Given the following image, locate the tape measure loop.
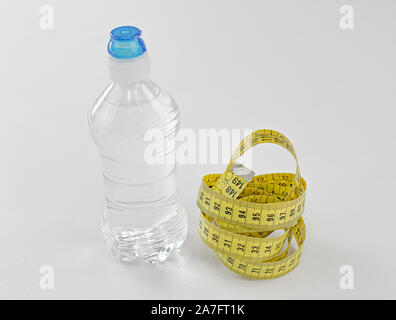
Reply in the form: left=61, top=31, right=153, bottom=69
left=197, top=129, right=307, bottom=279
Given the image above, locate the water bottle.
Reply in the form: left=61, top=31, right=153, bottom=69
left=88, top=26, right=187, bottom=263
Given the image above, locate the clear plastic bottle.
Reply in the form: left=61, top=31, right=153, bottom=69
left=88, top=26, right=187, bottom=263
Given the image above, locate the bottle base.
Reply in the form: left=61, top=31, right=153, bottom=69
left=101, top=209, right=187, bottom=264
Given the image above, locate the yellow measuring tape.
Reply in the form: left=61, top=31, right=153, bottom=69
left=196, top=129, right=307, bottom=279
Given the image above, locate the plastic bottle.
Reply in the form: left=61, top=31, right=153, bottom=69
left=88, top=26, right=187, bottom=263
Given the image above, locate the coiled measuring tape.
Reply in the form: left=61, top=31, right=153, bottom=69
left=196, top=129, right=307, bottom=279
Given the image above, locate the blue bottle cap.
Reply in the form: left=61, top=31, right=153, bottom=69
left=107, top=26, right=147, bottom=59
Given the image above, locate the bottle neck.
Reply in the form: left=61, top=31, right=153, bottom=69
left=108, top=53, right=151, bottom=83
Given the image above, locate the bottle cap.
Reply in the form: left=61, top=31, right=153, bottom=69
left=107, top=26, right=147, bottom=59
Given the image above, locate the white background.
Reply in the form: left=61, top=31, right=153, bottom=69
left=1, top=0, right=396, bottom=299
